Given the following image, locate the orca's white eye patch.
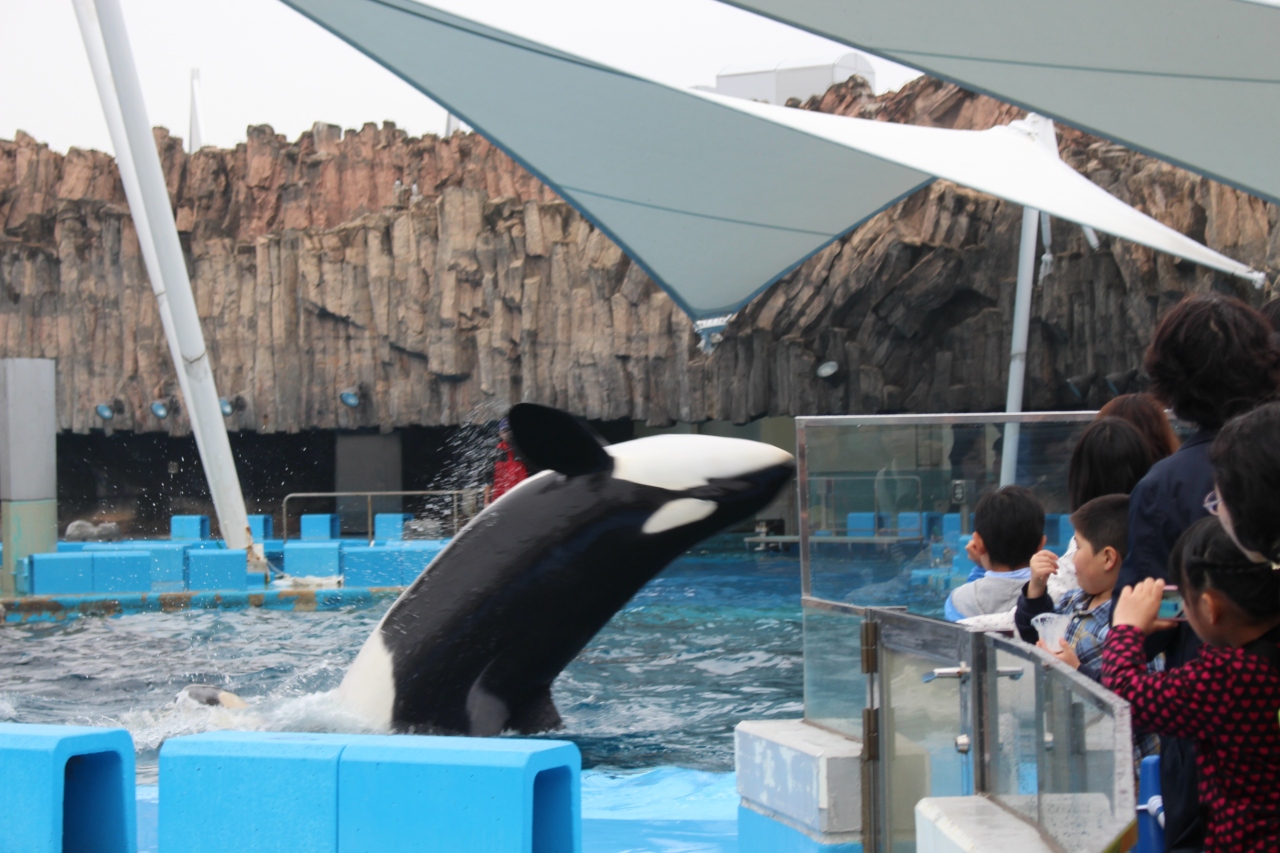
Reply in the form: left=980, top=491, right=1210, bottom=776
left=641, top=498, right=718, bottom=534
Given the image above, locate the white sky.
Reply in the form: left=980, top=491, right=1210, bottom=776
left=0, top=0, right=920, bottom=157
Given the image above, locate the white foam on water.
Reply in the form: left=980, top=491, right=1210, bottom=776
left=0, top=693, right=17, bottom=721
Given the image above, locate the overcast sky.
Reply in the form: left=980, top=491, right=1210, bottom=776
left=0, top=0, right=920, bottom=157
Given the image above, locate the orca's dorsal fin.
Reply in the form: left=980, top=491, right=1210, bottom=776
left=507, top=403, right=612, bottom=477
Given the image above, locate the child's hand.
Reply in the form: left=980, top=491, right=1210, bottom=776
left=1113, top=578, right=1178, bottom=635
left=1038, top=638, right=1080, bottom=669
left=1027, top=550, right=1059, bottom=598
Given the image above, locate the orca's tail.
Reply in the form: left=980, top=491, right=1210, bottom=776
left=177, top=684, right=248, bottom=709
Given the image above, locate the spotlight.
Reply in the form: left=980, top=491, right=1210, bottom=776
left=339, top=388, right=361, bottom=409
left=150, top=400, right=169, bottom=420
left=815, top=361, right=840, bottom=381
left=219, top=398, right=234, bottom=417
left=95, top=403, right=115, bottom=421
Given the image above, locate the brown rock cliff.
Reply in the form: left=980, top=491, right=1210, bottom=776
left=1, top=77, right=1275, bottom=434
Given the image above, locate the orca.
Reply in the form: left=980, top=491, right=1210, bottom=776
left=334, top=403, right=795, bottom=735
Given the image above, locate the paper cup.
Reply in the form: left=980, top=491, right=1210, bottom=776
left=1032, top=612, right=1071, bottom=649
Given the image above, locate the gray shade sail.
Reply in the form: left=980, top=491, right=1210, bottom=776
left=719, top=0, right=1280, bottom=204
left=282, top=0, right=933, bottom=321
left=280, top=0, right=1262, bottom=324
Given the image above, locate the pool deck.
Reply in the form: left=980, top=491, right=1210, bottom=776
left=0, top=585, right=405, bottom=624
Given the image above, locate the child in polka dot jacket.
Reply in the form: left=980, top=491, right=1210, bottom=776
left=1103, top=516, right=1280, bottom=853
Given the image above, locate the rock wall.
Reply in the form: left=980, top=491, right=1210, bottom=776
left=1, top=77, right=1276, bottom=434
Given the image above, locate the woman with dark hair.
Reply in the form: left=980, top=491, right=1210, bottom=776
left=1117, top=293, right=1280, bottom=853
left=1210, top=402, right=1280, bottom=567
left=1120, top=293, right=1280, bottom=590
left=1097, top=392, right=1180, bottom=462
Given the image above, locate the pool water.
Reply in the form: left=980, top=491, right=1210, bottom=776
left=0, top=548, right=803, bottom=783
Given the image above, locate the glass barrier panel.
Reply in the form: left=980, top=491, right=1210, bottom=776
left=876, top=611, right=978, bottom=853
left=1039, top=660, right=1134, bottom=852
left=986, top=640, right=1040, bottom=826
left=802, top=604, right=865, bottom=738
left=988, top=636, right=1135, bottom=853
left=800, top=414, right=1094, bottom=616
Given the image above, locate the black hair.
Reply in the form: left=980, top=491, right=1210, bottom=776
left=1211, top=402, right=1280, bottom=563
left=1067, top=418, right=1154, bottom=511
left=973, top=485, right=1045, bottom=569
left=1069, top=494, right=1130, bottom=560
left=1172, top=516, right=1280, bottom=625
left=1260, top=296, right=1280, bottom=333
left=1144, top=293, right=1280, bottom=430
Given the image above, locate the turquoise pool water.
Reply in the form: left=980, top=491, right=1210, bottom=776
left=0, top=546, right=804, bottom=783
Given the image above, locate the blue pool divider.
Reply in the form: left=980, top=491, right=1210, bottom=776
left=170, top=515, right=211, bottom=541
left=0, top=723, right=136, bottom=853
left=301, top=513, right=342, bottom=540
left=248, top=514, right=273, bottom=541
left=284, top=541, right=343, bottom=576
left=0, top=724, right=580, bottom=853
left=374, top=512, right=412, bottom=541
left=187, top=549, right=248, bottom=591
left=159, top=731, right=580, bottom=853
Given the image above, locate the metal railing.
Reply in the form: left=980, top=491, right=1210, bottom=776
left=280, top=489, right=485, bottom=543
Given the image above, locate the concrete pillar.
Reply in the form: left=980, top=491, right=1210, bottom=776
left=335, top=433, right=402, bottom=536
left=0, top=359, right=57, bottom=596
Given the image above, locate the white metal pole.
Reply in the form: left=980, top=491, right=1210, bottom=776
left=1000, top=205, right=1040, bottom=488
left=70, top=0, right=199, bottom=443
left=72, top=0, right=255, bottom=556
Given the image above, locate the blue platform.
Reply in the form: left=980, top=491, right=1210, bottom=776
left=159, top=730, right=581, bottom=853
left=0, top=723, right=136, bottom=853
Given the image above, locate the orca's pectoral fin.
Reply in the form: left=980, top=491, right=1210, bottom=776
left=507, top=403, right=612, bottom=477
left=508, top=686, right=563, bottom=735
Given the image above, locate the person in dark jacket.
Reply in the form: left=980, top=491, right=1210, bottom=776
left=1114, top=293, right=1280, bottom=853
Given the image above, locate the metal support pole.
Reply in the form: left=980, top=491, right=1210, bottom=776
left=1000, top=205, right=1040, bottom=488
left=72, top=0, right=256, bottom=557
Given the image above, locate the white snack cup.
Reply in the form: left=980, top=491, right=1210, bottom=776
left=1032, top=612, right=1071, bottom=649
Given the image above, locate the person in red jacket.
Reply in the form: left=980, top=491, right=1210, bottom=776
left=1104, top=517, right=1280, bottom=853
left=488, top=417, right=528, bottom=503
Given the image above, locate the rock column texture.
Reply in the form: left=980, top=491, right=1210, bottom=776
left=1, top=78, right=1276, bottom=435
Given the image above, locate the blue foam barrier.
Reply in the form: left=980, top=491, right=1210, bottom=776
left=247, top=571, right=269, bottom=588
left=83, top=543, right=188, bottom=592
left=942, top=513, right=962, bottom=548
left=187, top=549, right=247, bottom=591
left=28, top=552, right=94, bottom=595
left=341, top=547, right=409, bottom=587
left=738, top=804, right=861, bottom=852
left=0, top=723, right=136, bottom=853
left=1137, top=755, right=1163, bottom=853
left=170, top=515, right=210, bottom=541
left=92, top=550, right=151, bottom=593
left=301, top=514, right=341, bottom=540
left=285, top=541, right=342, bottom=576
left=56, top=541, right=91, bottom=552
left=845, top=512, right=879, bottom=536
left=896, top=512, right=923, bottom=537
left=158, top=731, right=581, bottom=853
left=374, top=513, right=412, bottom=541
left=160, top=732, right=345, bottom=853
left=247, top=514, right=274, bottom=541
left=338, top=735, right=581, bottom=853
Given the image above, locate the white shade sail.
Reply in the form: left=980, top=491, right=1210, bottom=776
left=282, top=0, right=1262, bottom=323
left=720, top=0, right=1280, bottom=205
